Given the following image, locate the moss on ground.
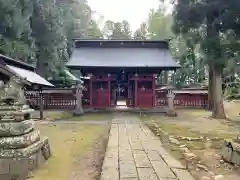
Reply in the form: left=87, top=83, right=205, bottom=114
left=43, top=111, right=73, bottom=121
left=68, top=113, right=112, bottom=121
left=31, top=123, right=108, bottom=180
left=157, top=122, right=199, bottom=137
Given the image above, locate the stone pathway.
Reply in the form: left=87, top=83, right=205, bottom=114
left=100, top=113, right=195, bottom=180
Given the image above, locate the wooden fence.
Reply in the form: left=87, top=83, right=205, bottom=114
left=25, top=90, right=76, bottom=110
left=25, top=88, right=208, bottom=110
left=155, top=89, right=208, bottom=108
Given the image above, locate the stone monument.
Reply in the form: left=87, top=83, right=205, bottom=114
left=166, top=90, right=177, bottom=117
left=221, top=134, right=240, bottom=166
left=73, top=81, right=85, bottom=116
left=0, top=77, right=51, bottom=180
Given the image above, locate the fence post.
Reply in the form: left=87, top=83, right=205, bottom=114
left=39, top=88, right=44, bottom=120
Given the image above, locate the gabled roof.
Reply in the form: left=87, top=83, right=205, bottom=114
left=67, top=39, right=180, bottom=70
left=0, top=54, right=35, bottom=71
left=0, top=54, right=54, bottom=87
left=6, top=65, right=54, bottom=87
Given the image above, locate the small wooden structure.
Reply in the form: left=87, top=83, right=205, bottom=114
left=67, top=39, right=180, bottom=111
left=0, top=54, right=54, bottom=119
left=0, top=54, right=54, bottom=88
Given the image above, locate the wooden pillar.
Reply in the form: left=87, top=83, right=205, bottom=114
left=89, top=77, right=93, bottom=108
left=152, top=74, right=156, bottom=107
left=134, top=75, right=138, bottom=107
left=39, top=87, right=43, bottom=120
left=108, top=74, right=111, bottom=107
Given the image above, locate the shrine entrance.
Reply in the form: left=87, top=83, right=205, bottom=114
left=67, top=39, right=180, bottom=110
left=115, top=83, right=128, bottom=106
left=114, top=70, right=128, bottom=106
left=86, top=73, right=157, bottom=109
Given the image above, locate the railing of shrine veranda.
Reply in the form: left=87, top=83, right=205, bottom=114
left=25, top=88, right=208, bottom=110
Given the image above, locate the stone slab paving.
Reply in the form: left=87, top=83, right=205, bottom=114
left=100, top=113, right=196, bottom=180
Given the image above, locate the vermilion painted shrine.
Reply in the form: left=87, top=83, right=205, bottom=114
left=67, top=39, right=181, bottom=109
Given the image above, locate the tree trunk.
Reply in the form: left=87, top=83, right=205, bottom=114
left=164, top=71, right=168, bottom=84
left=36, top=56, right=48, bottom=79
left=212, top=68, right=226, bottom=119
left=208, top=65, right=214, bottom=110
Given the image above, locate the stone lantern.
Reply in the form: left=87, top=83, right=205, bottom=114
left=72, top=80, right=85, bottom=116
left=0, top=77, right=51, bottom=180
left=166, top=89, right=177, bottom=117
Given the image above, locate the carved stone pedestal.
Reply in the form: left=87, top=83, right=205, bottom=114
left=0, top=137, right=51, bottom=180
left=0, top=105, right=51, bottom=180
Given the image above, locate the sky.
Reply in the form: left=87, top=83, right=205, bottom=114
left=88, top=0, right=160, bottom=31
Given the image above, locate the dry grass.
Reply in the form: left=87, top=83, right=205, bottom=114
left=31, top=123, right=108, bottom=180
left=43, top=111, right=112, bottom=121
left=141, top=108, right=236, bottom=138
left=43, top=111, right=73, bottom=120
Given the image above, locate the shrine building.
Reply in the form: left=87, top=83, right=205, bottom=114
left=67, top=39, right=180, bottom=109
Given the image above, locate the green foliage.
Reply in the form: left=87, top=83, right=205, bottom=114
left=133, top=23, right=147, bottom=40
left=103, top=20, right=132, bottom=39
left=172, top=0, right=239, bottom=117
left=0, top=0, right=239, bottom=98
left=224, top=83, right=240, bottom=100
left=0, top=0, right=35, bottom=63
left=172, top=0, right=240, bottom=71
left=147, top=8, right=173, bottom=40
left=0, top=0, right=102, bottom=83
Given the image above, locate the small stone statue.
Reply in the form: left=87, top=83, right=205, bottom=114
left=0, top=77, right=26, bottom=105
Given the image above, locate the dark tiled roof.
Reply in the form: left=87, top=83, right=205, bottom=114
left=67, top=50, right=180, bottom=69
left=67, top=40, right=180, bottom=69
